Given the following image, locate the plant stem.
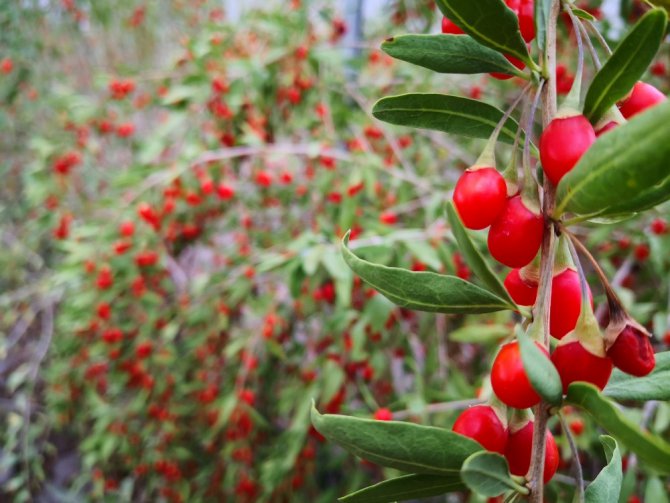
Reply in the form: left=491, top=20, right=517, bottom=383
left=559, top=412, right=585, bottom=503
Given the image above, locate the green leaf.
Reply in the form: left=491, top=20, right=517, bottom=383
left=583, top=8, right=668, bottom=122
left=461, top=451, right=528, bottom=497
left=535, top=0, right=552, bottom=52
left=381, top=34, right=521, bottom=76
left=555, top=99, right=670, bottom=217
left=566, top=383, right=670, bottom=474
left=571, top=7, right=597, bottom=21
left=342, top=233, right=512, bottom=314
left=435, top=0, right=532, bottom=66
left=339, top=474, right=464, bottom=503
left=644, top=477, right=670, bottom=503
left=595, top=174, right=670, bottom=217
left=372, top=94, right=520, bottom=144
left=446, top=202, right=516, bottom=306
left=585, top=436, right=623, bottom=503
left=517, top=328, right=563, bottom=405
left=450, top=324, right=509, bottom=344
left=310, top=403, right=482, bottom=475
left=604, top=351, right=670, bottom=401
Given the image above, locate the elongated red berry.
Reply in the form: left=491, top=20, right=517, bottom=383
left=491, top=341, right=547, bottom=409
left=505, top=421, right=559, bottom=483
left=504, top=269, right=538, bottom=306
left=453, top=405, right=508, bottom=454
left=619, top=82, right=666, bottom=119
left=441, top=17, right=463, bottom=34
left=606, top=322, right=655, bottom=376
left=506, top=0, right=535, bottom=42
left=551, top=340, right=613, bottom=393
left=453, top=167, right=508, bottom=230
left=539, top=115, right=596, bottom=185
left=550, top=268, right=592, bottom=340
left=488, top=195, right=544, bottom=268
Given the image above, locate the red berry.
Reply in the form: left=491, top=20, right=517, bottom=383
left=491, top=54, right=525, bottom=80
left=453, top=167, right=508, bottom=230
left=216, top=182, right=235, bottom=200
left=119, top=220, right=135, bottom=237
left=634, top=244, right=650, bottom=262
left=551, top=340, right=613, bottom=393
left=452, top=405, right=508, bottom=454
left=506, top=0, right=535, bottom=42
left=550, top=268, right=591, bottom=340
left=505, top=421, right=559, bottom=483
left=504, top=269, right=538, bottom=306
left=441, top=17, right=463, bottom=34
left=569, top=419, right=585, bottom=436
left=491, top=341, right=547, bottom=409
left=539, top=115, right=596, bottom=185
left=651, top=218, right=668, bottom=235
left=607, top=324, right=655, bottom=376
left=373, top=408, right=393, bottom=421
left=488, top=195, right=544, bottom=268
left=619, top=82, right=666, bottom=118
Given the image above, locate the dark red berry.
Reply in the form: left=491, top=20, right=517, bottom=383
left=504, top=269, right=538, bottom=306
left=452, top=405, right=508, bottom=454
left=488, top=195, right=544, bottom=268
left=505, top=421, right=559, bottom=483
left=619, top=82, right=666, bottom=119
left=453, top=167, right=508, bottom=230
left=550, top=340, right=613, bottom=393
left=539, top=115, right=596, bottom=185
left=491, top=341, right=547, bottom=409
left=606, top=323, right=655, bottom=376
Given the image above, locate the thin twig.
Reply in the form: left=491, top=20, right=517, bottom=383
left=559, top=413, right=585, bottom=502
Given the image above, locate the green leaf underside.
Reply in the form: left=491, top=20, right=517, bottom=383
left=604, top=351, right=670, bottom=401
left=535, top=0, right=552, bottom=52
left=585, top=436, right=623, bottom=503
left=341, top=233, right=511, bottom=314
left=446, top=202, right=516, bottom=306
left=566, top=383, right=670, bottom=474
left=311, top=404, right=482, bottom=476
left=461, top=451, right=522, bottom=497
left=584, top=8, right=667, bottom=123
left=555, top=99, right=670, bottom=217
left=435, top=0, right=531, bottom=65
left=382, top=34, right=519, bottom=75
left=517, top=329, right=563, bottom=405
left=339, top=474, right=464, bottom=503
left=372, top=94, right=520, bottom=144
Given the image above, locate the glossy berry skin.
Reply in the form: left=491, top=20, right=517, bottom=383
left=453, top=167, right=508, bottom=230
left=607, top=324, right=656, bottom=376
left=619, top=82, right=666, bottom=119
left=488, top=195, right=544, bottom=268
left=551, top=341, right=613, bottom=393
left=550, top=268, right=591, bottom=340
left=505, top=422, right=559, bottom=483
left=539, top=115, right=596, bottom=185
left=441, top=17, right=463, bottom=34
left=491, top=341, right=547, bottom=409
left=452, top=405, right=508, bottom=454
left=506, top=0, right=535, bottom=42
left=504, top=269, right=538, bottom=306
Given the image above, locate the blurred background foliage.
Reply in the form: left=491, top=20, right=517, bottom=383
left=0, top=0, right=669, bottom=502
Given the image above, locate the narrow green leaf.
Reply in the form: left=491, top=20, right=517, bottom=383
left=535, top=0, right=552, bottom=52
left=644, top=477, right=670, bottom=503
left=565, top=383, right=670, bottom=474
left=342, top=233, right=512, bottom=314
left=372, top=94, right=520, bottom=144
left=571, top=7, right=597, bottom=21
left=461, top=451, right=527, bottom=497
left=435, top=0, right=532, bottom=66
left=517, top=328, right=563, bottom=405
left=555, top=100, right=670, bottom=217
left=446, top=202, right=516, bottom=306
left=339, top=474, right=464, bottom=503
left=311, top=403, right=482, bottom=475
left=381, top=34, right=521, bottom=76
left=450, top=324, right=509, bottom=344
left=583, top=8, right=668, bottom=122
left=585, top=436, right=623, bottom=503
left=604, top=351, right=670, bottom=401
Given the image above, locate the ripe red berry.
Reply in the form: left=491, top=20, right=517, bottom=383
left=550, top=268, right=591, bottom=340
left=488, top=195, right=544, bottom=268
left=452, top=405, right=508, bottom=454
left=550, top=340, right=613, bottom=393
left=606, top=323, right=655, bottom=376
left=505, top=421, right=559, bottom=483
left=119, top=220, right=135, bottom=237
left=619, top=82, right=666, bottom=118
left=441, top=17, right=463, bottom=34
left=453, top=167, right=508, bottom=230
left=651, top=218, right=668, bottom=235
left=504, top=269, right=538, bottom=306
left=491, top=341, right=547, bottom=409
left=539, top=115, right=596, bottom=185
left=569, top=418, right=585, bottom=436
left=373, top=408, right=393, bottom=421
left=491, top=54, right=525, bottom=80
left=506, top=0, right=535, bottom=42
